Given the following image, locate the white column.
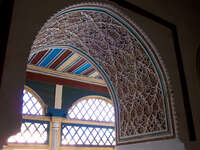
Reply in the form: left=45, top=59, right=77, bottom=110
left=54, top=84, right=63, bottom=109
left=50, top=85, right=63, bottom=150
left=51, top=120, right=60, bottom=150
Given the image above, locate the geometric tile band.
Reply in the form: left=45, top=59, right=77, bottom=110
left=30, top=4, right=174, bottom=144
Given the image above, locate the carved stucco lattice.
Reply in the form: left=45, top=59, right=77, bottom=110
left=31, top=6, right=171, bottom=141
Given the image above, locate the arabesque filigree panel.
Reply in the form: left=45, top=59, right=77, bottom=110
left=30, top=4, right=174, bottom=144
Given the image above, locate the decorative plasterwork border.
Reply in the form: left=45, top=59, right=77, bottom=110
left=30, top=2, right=176, bottom=145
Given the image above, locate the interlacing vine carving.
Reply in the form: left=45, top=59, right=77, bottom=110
left=31, top=6, right=171, bottom=141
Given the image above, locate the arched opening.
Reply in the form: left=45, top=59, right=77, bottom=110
left=4, top=46, right=115, bottom=150
left=2, top=2, right=176, bottom=150
left=30, top=3, right=174, bottom=145
left=67, top=95, right=115, bottom=123
left=22, top=85, right=47, bottom=116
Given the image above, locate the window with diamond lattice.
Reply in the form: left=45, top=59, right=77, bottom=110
left=68, top=97, right=115, bottom=123
left=61, top=123, right=115, bottom=146
left=22, top=89, right=43, bottom=115
left=7, top=120, right=49, bottom=144
left=63, top=96, right=116, bottom=147
left=6, top=86, right=49, bottom=146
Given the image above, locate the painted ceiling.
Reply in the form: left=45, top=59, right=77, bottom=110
left=28, top=48, right=102, bottom=79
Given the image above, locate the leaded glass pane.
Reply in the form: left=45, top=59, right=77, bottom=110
left=61, top=123, right=115, bottom=146
left=22, top=89, right=43, bottom=115
left=7, top=120, right=49, bottom=144
left=68, top=98, right=115, bottom=122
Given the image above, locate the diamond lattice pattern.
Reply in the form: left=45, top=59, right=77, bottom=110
left=61, top=124, right=115, bottom=146
left=7, top=120, right=49, bottom=144
left=68, top=98, right=115, bottom=122
left=22, top=89, right=43, bottom=115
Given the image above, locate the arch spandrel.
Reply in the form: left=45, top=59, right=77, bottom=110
left=30, top=3, right=175, bottom=144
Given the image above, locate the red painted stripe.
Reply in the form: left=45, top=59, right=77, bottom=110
left=49, top=50, right=72, bottom=69
left=26, top=71, right=109, bottom=93
left=66, top=58, right=87, bottom=73
left=31, top=50, right=48, bottom=65
left=82, top=68, right=96, bottom=75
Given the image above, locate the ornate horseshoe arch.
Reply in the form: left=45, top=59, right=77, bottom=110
left=30, top=3, right=175, bottom=145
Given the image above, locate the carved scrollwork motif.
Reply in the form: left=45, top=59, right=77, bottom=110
left=31, top=5, right=173, bottom=142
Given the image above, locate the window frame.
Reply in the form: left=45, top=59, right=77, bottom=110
left=67, top=95, right=114, bottom=123
left=4, top=86, right=50, bottom=149
left=61, top=95, right=116, bottom=147
left=4, top=93, right=116, bottom=149
left=23, top=85, right=47, bottom=116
